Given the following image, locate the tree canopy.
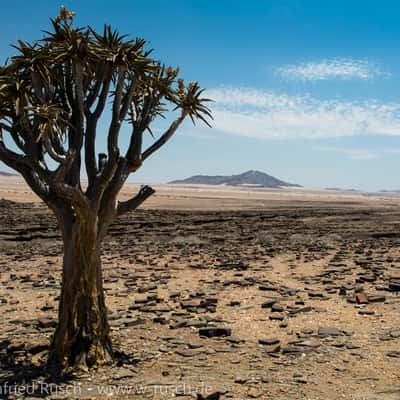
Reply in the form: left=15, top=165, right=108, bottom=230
left=0, top=6, right=211, bottom=219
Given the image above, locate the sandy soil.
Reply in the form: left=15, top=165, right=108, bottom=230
left=1, top=175, right=399, bottom=210
left=0, top=176, right=399, bottom=399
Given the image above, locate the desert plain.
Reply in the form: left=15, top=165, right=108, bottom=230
left=0, top=175, right=400, bottom=399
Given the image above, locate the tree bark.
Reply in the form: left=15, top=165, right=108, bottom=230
left=48, top=212, right=112, bottom=373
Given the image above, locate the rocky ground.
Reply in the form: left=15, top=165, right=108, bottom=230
left=0, top=199, right=400, bottom=399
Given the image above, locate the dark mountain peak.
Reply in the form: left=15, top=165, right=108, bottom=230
left=169, top=170, right=301, bottom=188
left=242, top=170, right=260, bottom=176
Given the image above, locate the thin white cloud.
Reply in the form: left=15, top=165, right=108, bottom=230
left=205, top=87, right=400, bottom=140
left=178, top=129, right=217, bottom=140
left=314, top=146, right=400, bottom=160
left=276, top=58, right=387, bottom=81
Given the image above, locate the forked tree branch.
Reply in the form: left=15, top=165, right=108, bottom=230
left=141, top=112, right=186, bottom=162
left=119, top=76, right=138, bottom=122
left=84, top=67, right=114, bottom=186
left=0, top=130, right=51, bottom=202
left=85, top=62, right=107, bottom=111
left=107, top=67, right=126, bottom=158
left=117, top=185, right=155, bottom=216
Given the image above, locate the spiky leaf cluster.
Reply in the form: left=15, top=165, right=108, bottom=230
left=0, top=7, right=212, bottom=216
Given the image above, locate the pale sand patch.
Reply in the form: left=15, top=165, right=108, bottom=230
left=1, top=175, right=399, bottom=210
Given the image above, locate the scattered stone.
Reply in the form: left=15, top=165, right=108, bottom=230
left=271, top=303, right=284, bottom=312
left=368, top=295, right=386, bottom=303
left=122, top=317, right=146, bottom=327
left=261, top=299, right=276, bottom=309
left=169, top=320, right=188, bottom=329
left=247, top=387, right=263, bottom=398
left=138, top=284, right=158, bottom=293
left=175, top=348, right=205, bottom=357
left=37, top=317, right=57, bottom=329
left=258, top=338, right=280, bottom=346
left=197, top=393, right=221, bottom=400
left=386, top=351, right=400, bottom=358
left=281, top=346, right=306, bottom=354
left=355, top=293, right=368, bottom=304
left=389, top=330, right=400, bottom=338
left=318, top=327, right=343, bottom=337
left=1, top=196, right=399, bottom=400
left=234, top=376, right=247, bottom=384
left=269, top=314, right=284, bottom=321
left=264, top=344, right=281, bottom=354
left=199, top=328, right=232, bottom=338
left=388, top=280, right=400, bottom=293
left=259, top=285, right=277, bottom=291
left=358, top=310, right=375, bottom=315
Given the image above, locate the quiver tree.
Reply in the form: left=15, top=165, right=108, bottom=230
left=0, top=7, right=211, bottom=373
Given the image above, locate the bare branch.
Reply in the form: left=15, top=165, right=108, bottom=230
left=0, top=122, right=12, bottom=133
left=117, top=185, right=155, bottom=216
left=107, top=67, right=126, bottom=157
left=84, top=69, right=113, bottom=186
left=0, top=123, right=26, bottom=153
left=141, top=112, right=186, bottom=162
left=97, top=156, right=128, bottom=214
left=119, top=76, right=138, bottom=122
left=85, top=117, right=98, bottom=185
left=126, top=127, right=143, bottom=169
left=89, top=152, right=121, bottom=205
left=0, top=128, right=47, bottom=181
left=64, top=62, right=75, bottom=112
left=52, top=149, right=76, bottom=184
left=0, top=130, right=51, bottom=201
left=0, top=129, right=27, bottom=171
left=44, top=136, right=67, bottom=164
left=92, top=69, right=112, bottom=118
left=24, top=171, right=51, bottom=201
left=85, top=62, right=106, bottom=111
left=73, top=61, right=85, bottom=118
left=50, top=150, right=89, bottom=210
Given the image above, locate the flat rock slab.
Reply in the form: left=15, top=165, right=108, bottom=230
left=318, top=327, right=344, bottom=337
left=199, top=328, right=232, bottom=338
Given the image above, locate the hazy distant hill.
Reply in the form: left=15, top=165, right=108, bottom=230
left=0, top=171, right=16, bottom=177
left=170, top=170, right=301, bottom=188
left=325, top=187, right=360, bottom=192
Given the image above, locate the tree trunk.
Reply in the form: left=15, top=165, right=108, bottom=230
left=48, top=213, right=113, bottom=373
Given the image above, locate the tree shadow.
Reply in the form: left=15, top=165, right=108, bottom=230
left=0, top=345, right=75, bottom=399
left=0, top=345, right=141, bottom=399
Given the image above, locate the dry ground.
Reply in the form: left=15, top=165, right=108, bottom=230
left=0, top=176, right=399, bottom=399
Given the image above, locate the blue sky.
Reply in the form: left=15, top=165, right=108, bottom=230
left=1, top=0, right=400, bottom=190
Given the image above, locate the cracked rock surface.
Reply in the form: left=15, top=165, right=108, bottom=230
left=0, top=198, right=400, bottom=399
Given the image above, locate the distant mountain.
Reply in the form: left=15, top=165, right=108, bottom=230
left=0, top=171, right=16, bottom=177
left=169, top=170, right=302, bottom=188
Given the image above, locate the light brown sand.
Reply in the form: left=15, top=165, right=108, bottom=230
left=0, top=175, right=399, bottom=210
